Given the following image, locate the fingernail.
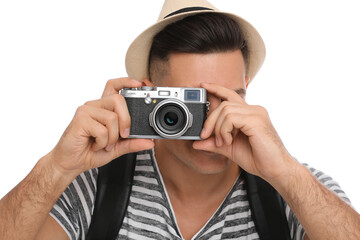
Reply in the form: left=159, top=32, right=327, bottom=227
left=131, top=78, right=139, bottom=83
left=123, top=128, right=130, bottom=138
left=201, top=128, right=207, bottom=138
left=215, top=137, right=220, bottom=146
left=106, top=144, right=114, bottom=152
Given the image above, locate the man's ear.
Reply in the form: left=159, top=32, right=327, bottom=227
left=142, top=78, right=154, bottom=87
left=245, top=76, right=250, bottom=88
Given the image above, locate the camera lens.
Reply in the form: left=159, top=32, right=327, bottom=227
left=164, top=112, right=178, bottom=126
left=149, top=99, right=193, bottom=139
left=155, top=104, right=186, bottom=135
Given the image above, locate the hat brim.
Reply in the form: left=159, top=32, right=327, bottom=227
left=125, top=10, right=265, bottom=83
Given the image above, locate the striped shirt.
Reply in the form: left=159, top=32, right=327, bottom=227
left=50, top=150, right=351, bottom=240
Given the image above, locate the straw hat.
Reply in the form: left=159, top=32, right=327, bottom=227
left=125, top=0, right=266, bottom=83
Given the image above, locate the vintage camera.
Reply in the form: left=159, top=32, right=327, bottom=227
left=120, top=86, right=208, bottom=140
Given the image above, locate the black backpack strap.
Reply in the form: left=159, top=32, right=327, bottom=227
left=245, top=172, right=291, bottom=240
left=86, top=152, right=137, bottom=240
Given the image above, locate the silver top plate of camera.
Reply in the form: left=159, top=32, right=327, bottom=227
left=120, top=86, right=207, bottom=103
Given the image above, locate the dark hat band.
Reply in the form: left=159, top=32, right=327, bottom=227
left=164, top=7, right=214, bottom=19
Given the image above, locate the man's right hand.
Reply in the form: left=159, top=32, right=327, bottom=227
left=0, top=77, right=155, bottom=240
left=48, top=77, right=154, bottom=178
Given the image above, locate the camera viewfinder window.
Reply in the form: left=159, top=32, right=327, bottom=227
left=185, top=90, right=200, bottom=101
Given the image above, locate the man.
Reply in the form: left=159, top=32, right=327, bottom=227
left=1, top=0, right=359, bottom=239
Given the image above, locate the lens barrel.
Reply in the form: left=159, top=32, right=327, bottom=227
left=149, top=99, right=193, bottom=138
left=155, top=104, right=186, bottom=135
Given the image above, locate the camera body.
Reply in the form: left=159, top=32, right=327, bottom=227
left=120, top=86, right=208, bottom=140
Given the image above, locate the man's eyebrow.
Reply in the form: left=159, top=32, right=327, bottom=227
left=235, top=88, right=246, bottom=96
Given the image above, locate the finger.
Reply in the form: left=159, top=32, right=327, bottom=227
left=218, top=113, right=238, bottom=145
left=107, top=95, right=131, bottom=138
left=102, top=77, right=142, bottom=98
left=82, top=105, right=119, bottom=151
left=201, top=101, right=237, bottom=139
left=216, top=104, right=261, bottom=145
left=201, top=82, right=246, bottom=103
left=192, top=136, right=230, bottom=158
left=86, top=94, right=131, bottom=138
left=214, top=105, right=241, bottom=146
left=113, top=139, right=155, bottom=157
left=84, top=116, right=109, bottom=152
left=89, top=139, right=155, bottom=169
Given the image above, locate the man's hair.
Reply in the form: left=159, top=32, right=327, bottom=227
left=148, top=13, right=248, bottom=82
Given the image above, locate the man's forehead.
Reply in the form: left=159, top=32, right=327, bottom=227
left=160, top=51, right=246, bottom=89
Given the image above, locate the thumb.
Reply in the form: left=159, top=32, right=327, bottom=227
left=113, top=138, right=154, bottom=157
left=193, top=136, right=230, bottom=158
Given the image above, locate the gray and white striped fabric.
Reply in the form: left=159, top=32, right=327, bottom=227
left=50, top=150, right=350, bottom=240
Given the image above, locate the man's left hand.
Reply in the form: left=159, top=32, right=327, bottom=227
left=193, top=82, right=298, bottom=182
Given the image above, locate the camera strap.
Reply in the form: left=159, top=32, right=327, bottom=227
left=86, top=153, right=291, bottom=240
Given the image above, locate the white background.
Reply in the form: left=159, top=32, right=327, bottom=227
left=1, top=0, right=359, bottom=212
